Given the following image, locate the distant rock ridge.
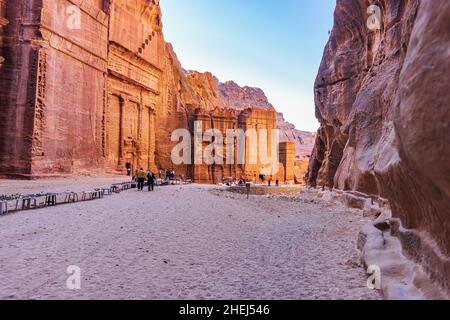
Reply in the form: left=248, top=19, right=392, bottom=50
left=218, top=80, right=274, bottom=111
left=184, top=70, right=274, bottom=111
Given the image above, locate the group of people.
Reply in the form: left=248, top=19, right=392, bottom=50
left=135, top=168, right=156, bottom=192
left=162, top=169, right=175, bottom=180
left=225, top=175, right=280, bottom=187
left=133, top=168, right=178, bottom=191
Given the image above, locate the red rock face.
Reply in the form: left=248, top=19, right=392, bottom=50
left=218, top=80, right=274, bottom=111
left=0, top=0, right=44, bottom=176
left=0, top=0, right=7, bottom=68
left=105, top=0, right=162, bottom=175
left=307, top=0, right=450, bottom=293
left=35, top=0, right=109, bottom=175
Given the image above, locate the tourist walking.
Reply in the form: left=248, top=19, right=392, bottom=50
left=147, top=171, right=155, bottom=192
left=137, top=168, right=146, bottom=191
left=165, top=168, right=169, bottom=180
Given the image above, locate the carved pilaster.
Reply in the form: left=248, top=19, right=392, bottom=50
left=148, top=107, right=157, bottom=171
left=117, top=96, right=126, bottom=169
left=136, top=103, right=144, bottom=168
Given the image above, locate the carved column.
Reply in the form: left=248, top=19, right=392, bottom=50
left=148, top=107, right=156, bottom=171
left=117, top=96, right=126, bottom=170
left=136, top=102, right=143, bottom=168
left=0, top=0, right=9, bottom=69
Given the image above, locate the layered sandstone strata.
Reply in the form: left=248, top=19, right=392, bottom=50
left=307, top=0, right=450, bottom=293
left=218, top=80, right=274, bottom=111
left=0, top=0, right=7, bottom=68
left=0, top=0, right=166, bottom=178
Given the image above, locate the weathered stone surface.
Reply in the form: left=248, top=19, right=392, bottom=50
left=105, top=0, right=162, bottom=174
left=307, top=0, right=450, bottom=294
left=0, top=0, right=49, bottom=176
left=0, top=0, right=8, bottom=69
left=218, top=80, right=274, bottom=111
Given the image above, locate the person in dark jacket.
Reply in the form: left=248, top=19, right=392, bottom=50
left=137, top=168, right=146, bottom=191
left=165, top=168, right=169, bottom=180
left=147, top=171, right=155, bottom=192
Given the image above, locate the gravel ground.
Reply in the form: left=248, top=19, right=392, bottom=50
left=0, top=183, right=381, bottom=300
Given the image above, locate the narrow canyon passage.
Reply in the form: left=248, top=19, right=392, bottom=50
left=0, top=185, right=380, bottom=300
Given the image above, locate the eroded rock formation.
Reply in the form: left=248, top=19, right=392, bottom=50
left=0, top=0, right=7, bottom=68
left=307, top=0, right=450, bottom=294
left=0, top=0, right=309, bottom=185
left=218, top=80, right=274, bottom=111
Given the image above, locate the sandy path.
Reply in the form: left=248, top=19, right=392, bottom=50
left=0, top=184, right=380, bottom=300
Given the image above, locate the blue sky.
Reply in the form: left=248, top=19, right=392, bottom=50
left=160, top=0, right=336, bottom=132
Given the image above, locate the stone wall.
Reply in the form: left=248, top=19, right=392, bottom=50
left=0, top=0, right=8, bottom=68
left=192, top=108, right=241, bottom=184
left=0, top=0, right=45, bottom=177
left=34, top=0, right=109, bottom=176
left=0, top=0, right=161, bottom=177
left=238, top=108, right=280, bottom=182
left=306, top=0, right=450, bottom=294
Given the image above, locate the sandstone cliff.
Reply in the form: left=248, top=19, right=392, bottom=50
left=218, top=80, right=274, bottom=111
left=0, top=0, right=7, bottom=68
left=307, top=0, right=450, bottom=294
